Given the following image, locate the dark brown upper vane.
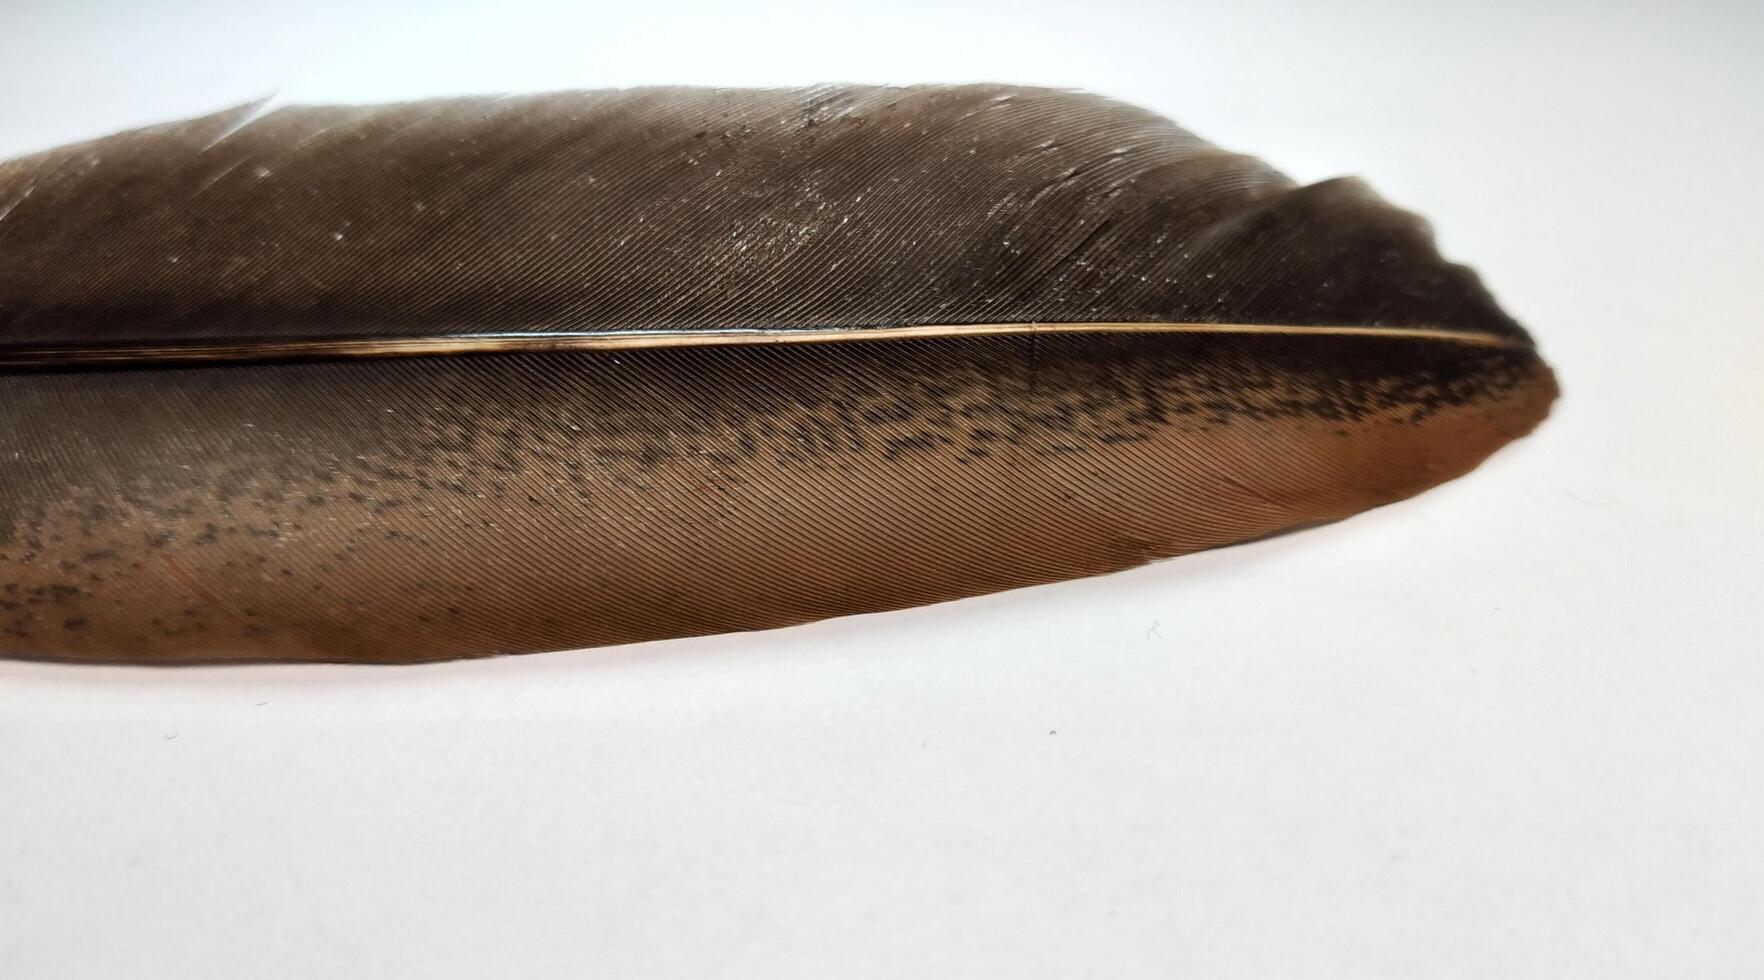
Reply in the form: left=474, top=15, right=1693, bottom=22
left=0, top=85, right=1530, bottom=351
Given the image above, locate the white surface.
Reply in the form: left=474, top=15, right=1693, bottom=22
left=2, top=1, right=1761, bottom=977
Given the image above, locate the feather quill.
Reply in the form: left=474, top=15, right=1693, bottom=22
left=0, top=85, right=1555, bottom=663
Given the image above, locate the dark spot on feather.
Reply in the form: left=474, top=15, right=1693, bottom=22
left=35, top=584, right=81, bottom=604
left=883, top=433, right=939, bottom=459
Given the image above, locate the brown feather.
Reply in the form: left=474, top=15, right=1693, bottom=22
left=0, top=85, right=1556, bottom=664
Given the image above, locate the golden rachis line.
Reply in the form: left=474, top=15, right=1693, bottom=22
left=0, top=321, right=1530, bottom=369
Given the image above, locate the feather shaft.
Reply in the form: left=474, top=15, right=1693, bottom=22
left=0, top=321, right=1528, bottom=369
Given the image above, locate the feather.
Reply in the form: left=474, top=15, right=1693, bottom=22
left=0, top=85, right=1556, bottom=664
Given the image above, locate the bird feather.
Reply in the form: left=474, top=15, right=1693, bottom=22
left=0, top=85, right=1556, bottom=663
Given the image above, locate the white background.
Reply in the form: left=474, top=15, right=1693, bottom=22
left=2, top=1, right=1760, bottom=977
